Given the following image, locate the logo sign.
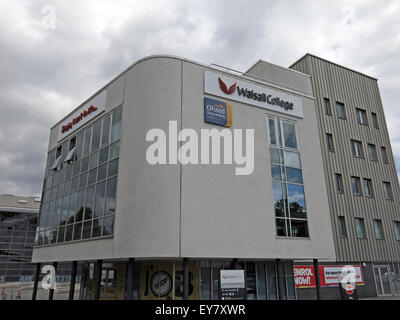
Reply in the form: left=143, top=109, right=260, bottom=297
left=41, top=265, right=56, bottom=290
left=58, top=90, right=106, bottom=142
left=294, top=266, right=316, bottom=288
left=318, top=265, right=364, bottom=287
left=205, top=70, right=303, bottom=118
left=204, top=97, right=232, bottom=127
left=150, top=271, right=173, bottom=297
left=345, top=283, right=354, bottom=295
left=220, top=270, right=245, bottom=300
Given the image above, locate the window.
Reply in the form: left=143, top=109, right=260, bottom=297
left=371, top=112, right=379, bottom=129
left=268, top=117, right=309, bottom=238
left=363, top=179, right=374, bottom=197
left=383, top=182, right=393, bottom=200
left=381, top=147, right=389, bottom=164
left=356, top=108, right=368, bottom=125
left=373, top=219, right=384, bottom=240
left=367, top=144, right=378, bottom=162
left=324, top=98, right=332, bottom=116
left=351, top=177, right=362, bottom=196
left=338, top=216, right=347, bottom=238
left=335, top=174, right=344, bottom=193
left=394, top=222, right=400, bottom=241
left=64, top=137, right=77, bottom=164
left=351, top=140, right=364, bottom=158
left=326, top=134, right=334, bottom=152
left=355, top=218, right=366, bottom=239
left=51, top=146, right=63, bottom=171
left=336, top=102, right=346, bottom=119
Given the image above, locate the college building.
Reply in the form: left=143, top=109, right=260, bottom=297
left=30, top=54, right=400, bottom=300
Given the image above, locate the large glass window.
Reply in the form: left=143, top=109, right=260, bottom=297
left=36, top=105, right=123, bottom=246
left=268, top=117, right=309, bottom=238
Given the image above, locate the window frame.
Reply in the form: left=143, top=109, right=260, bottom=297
left=324, top=98, right=332, bottom=116
left=354, top=218, right=366, bottom=239
left=336, top=101, right=346, bottom=119
left=356, top=108, right=368, bottom=125
left=335, top=173, right=344, bottom=193
left=383, top=182, right=393, bottom=200
left=326, top=133, right=334, bottom=152
left=371, top=112, right=379, bottom=129
left=367, top=144, right=378, bottom=162
left=351, top=176, right=362, bottom=196
left=351, top=139, right=364, bottom=158
left=338, top=216, right=347, bottom=238
left=363, top=178, right=374, bottom=198
left=373, top=219, right=385, bottom=240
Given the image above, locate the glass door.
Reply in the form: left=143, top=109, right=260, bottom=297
left=374, top=265, right=393, bottom=296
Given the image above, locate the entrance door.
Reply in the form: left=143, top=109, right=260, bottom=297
left=374, top=265, right=393, bottom=296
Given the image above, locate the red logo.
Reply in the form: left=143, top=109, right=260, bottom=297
left=218, top=77, right=237, bottom=95
left=61, top=105, right=98, bottom=134
left=345, top=284, right=354, bottom=295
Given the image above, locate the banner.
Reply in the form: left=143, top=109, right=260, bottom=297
left=318, top=265, right=364, bottom=287
left=294, top=266, right=316, bottom=288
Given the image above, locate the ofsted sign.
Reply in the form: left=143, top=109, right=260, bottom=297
left=58, top=90, right=106, bottom=141
left=204, top=70, right=303, bottom=118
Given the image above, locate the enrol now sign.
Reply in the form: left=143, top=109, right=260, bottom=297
left=204, top=70, right=304, bottom=118
left=58, top=90, right=106, bottom=141
left=294, top=266, right=316, bottom=288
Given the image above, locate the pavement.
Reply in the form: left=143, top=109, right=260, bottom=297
left=360, top=295, right=400, bottom=300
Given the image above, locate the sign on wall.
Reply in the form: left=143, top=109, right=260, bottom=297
left=220, top=270, right=245, bottom=300
left=294, top=266, right=316, bottom=288
left=58, top=90, right=106, bottom=141
left=204, top=97, right=232, bottom=127
left=318, top=265, right=364, bottom=287
left=204, top=70, right=303, bottom=118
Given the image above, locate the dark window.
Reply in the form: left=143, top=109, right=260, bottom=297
left=373, top=219, right=384, bottom=240
left=383, top=182, right=393, bottom=200
left=105, top=177, right=117, bottom=216
left=336, top=102, right=346, bottom=119
left=351, top=176, right=362, bottom=196
left=371, top=112, right=379, bottom=129
left=381, top=147, right=389, bottom=164
left=335, top=174, right=344, bottom=193
left=268, top=118, right=276, bottom=145
left=394, top=222, right=400, bottom=241
left=91, top=120, right=102, bottom=152
left=356, top=108, right=368, bottom=125
left=355, top=218, right=366, bottom=239
left=363, top=179, right=374, bottom=197
left=324, top=98, right=332, bottom=116
left=338, top=216, right=347, bottom=238
left=351, top=140, right=364, bottom=158
left=367, top=144, right=378, bottom=162
left=326, top=133, right=334, bottom=152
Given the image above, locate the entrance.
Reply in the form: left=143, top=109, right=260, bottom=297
left=373, top=265, right=393, bottom=296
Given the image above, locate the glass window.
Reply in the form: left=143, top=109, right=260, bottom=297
left=271, top=165, right=282, bottom=181
left=89, top=151, right=99, bottom=170
left=363, top=179, right=374, bottom=197
left=63, top=179, right=72, bottom=196
left=105, top=177, right=117, bottom=216
left=373, top=219, right=384, bottom=240
left=324, top=98, right=332, bottom=116
left=68, top=192, right=77, bottom=222
left=75, top=131, right=84, bottom=161
left=79, top=172, right=88, bottom=189
left=336, top=174, right=344, bottom=193
left=338, top=216, right=347, bottom=238
left=57, top=227, right=65, bottom=243
left=282, top=122, right=297, bottom=149
left=368, top=144, right=378, bottom=162
left=71, top=176, right=79, bottom=192
left=73, top=160, right=81, bottom=177
left=73, top=223, right=82, bottom=241
left=283, top=151, right=301, bottom=168
left=351, top=177, right=362, bottom=196
left=94, top=181, right=106, bottom=218
left=336, top=102, right=346, bottom=119
left=84, top=185, right=96, bottom=220
left=276, top=219, right=288, bottom=237
left=290, top=220, right=309, bottom=238
left=272, top=182, right=285, bottom=217
left=82, top=220, right=92, bottom=239
left=351, top=140, right=363, bottom=158
left=394, top=222, right=400, bottom=241
left=92, top=219, right=103, bottom=238
left=371, top=112, right=379, bottom=129
left=88, top=168, right=97, bottom=185
left=61, top=195, right=70, bottom=225
left=326, top=134, right=334, bottom=152
left=65, top=224, right=73, bottom=242
left=381, top=147, right=389, bottom=164
left=383, top=182, right=393, bottom=200
left=101, top=115, right=111, bottom=146
left=97, top=163, right=108, bottom=182
left=102, top=216, right=115, bottom=236
left=109, top=141, right=120, bottom=160
left=99, top=145, right=109, bottom=165
left=81, top=156, right=89, bottom=173
left=266, top=262, right=278, bottom=300
left=91, top=120, right=102, bottom=152
left=75, top=189, right=86, bottom=223
left=108, top=159, right=119, bottom=177
left=82, top=127, right=92, bottom=156
left=200, top=267, right=211, bottom=300
left=111, top=106, right=122, bottom=143
left=355, top=218, right=366, bottom=239
left=287, top=184, right=306, bottom=219
left=356, top=108, right=368, bottom=125
left=270, top=147, right=283, bottom=165
left=268, top=118, right=276, bottom=145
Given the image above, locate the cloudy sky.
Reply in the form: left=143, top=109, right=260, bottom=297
left=0, top=0, right=399, bottom=197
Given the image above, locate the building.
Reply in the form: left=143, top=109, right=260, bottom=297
left=0, top=194, right=40, bottom=283
left=290, top=54, right=400, bottom=298
left=31, top=55, right=337, bottom=300
left=31, top=54, right=400, bottom=300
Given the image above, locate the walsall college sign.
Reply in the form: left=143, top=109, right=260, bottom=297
left=204, top=70, right=303, bottom=118
left=58, top=90, right=106, bottom=141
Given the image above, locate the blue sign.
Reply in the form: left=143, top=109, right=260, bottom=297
left=204, top=97, right=232, bottom=127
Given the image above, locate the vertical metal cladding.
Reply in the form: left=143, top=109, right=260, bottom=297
left=291, top=54, right=400, bottom=263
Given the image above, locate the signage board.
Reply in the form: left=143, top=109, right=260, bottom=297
left=294, top=266, right=316, bottom=288
left=204, top=70, right=303, bottom=118
left=58, top=90, right=106, bottom=141
left=204, top=97, right=232, bottom=127
left=318, top=265, right=364, bottom=287
left=220, top=270, right=245, bottom=300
